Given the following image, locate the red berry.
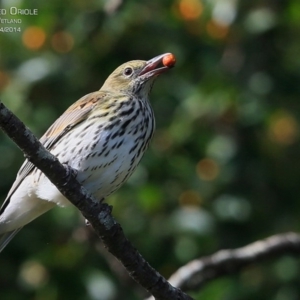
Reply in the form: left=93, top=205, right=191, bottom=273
left=162, top=53, right=176, bottom=68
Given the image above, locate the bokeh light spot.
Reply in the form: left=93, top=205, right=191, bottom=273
left=213, top=194, right=251, bottom=221
left=245, top=8, right=277, bottom=34
left=206, top=19, right=229, bottom=39
left=249, top=72, right=273, bottom=95
left=86, top=271, right=116, bottom=300
left=212, top=0, right=237, bottom=26
left=174, top=236, right=198, bottom=262
left=19, top=260, right=49, bottom=288
left=196, top=158, right=220, bottom=181
left=51, top=31, right=74, bottom=53
left=274, top=256, right=298, bottom=282
left=152, top=129, right=173, bottom=152
left=206, top=135, right=237, bottom=163
left=268, top=112, right=298, bottom=145
left=179, top=0, right=203, bottom=20
left=22, top=26, right=46, bottom=50
left=0, top=71, right=10, bottom=90
left=179, top=190, right=202, bottom=206
left=171, top=206, right=214, bottom=234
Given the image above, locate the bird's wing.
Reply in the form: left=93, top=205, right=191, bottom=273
left=0, top=91, right=105, bottom=214
left=39, top=92, right=101, bottom=149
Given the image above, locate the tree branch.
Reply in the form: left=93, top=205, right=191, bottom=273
left=0, top=101, right=193, bottom=300
left=167, top=232, right=300, bottom=292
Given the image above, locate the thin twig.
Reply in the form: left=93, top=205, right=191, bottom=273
left=168, top=232, right=300, bottom=291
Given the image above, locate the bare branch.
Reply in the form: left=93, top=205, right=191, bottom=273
left=0, top=101, right=193, bottom=300
left=168, top=232, right=300, bottom=291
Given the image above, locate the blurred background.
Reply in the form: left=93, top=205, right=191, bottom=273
left=1, top=0, right=300, bottom=299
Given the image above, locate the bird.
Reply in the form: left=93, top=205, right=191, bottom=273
left=0, top=53, right=176, bottom=252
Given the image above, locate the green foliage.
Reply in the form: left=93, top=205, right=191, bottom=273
left=1, top=0, right=300, bottom=299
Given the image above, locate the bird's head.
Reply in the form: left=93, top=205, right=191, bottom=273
left=101, top=53, right=175, bottom=97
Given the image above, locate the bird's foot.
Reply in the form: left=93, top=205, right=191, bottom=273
left=62, top=163, right=78, bottom=185
left=84, top=199, right=105, bottom=226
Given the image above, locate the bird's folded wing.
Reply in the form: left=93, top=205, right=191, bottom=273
left=0, top=91, right=105, bottom=214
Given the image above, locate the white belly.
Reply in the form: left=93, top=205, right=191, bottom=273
left=34, top=116, right=152, bottom=206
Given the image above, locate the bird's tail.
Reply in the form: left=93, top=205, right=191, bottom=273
left=0, top=228, right=22, bottom=253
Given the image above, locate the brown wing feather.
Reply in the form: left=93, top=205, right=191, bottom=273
left=0, top=91, right=105, bottom=213
left=40, top=92, right=102, bottom=149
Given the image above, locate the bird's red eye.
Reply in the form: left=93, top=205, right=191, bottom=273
left=123, top=67, right=133, bottom=77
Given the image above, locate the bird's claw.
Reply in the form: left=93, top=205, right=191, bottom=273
left=62, top=163, right=78, bottom=185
